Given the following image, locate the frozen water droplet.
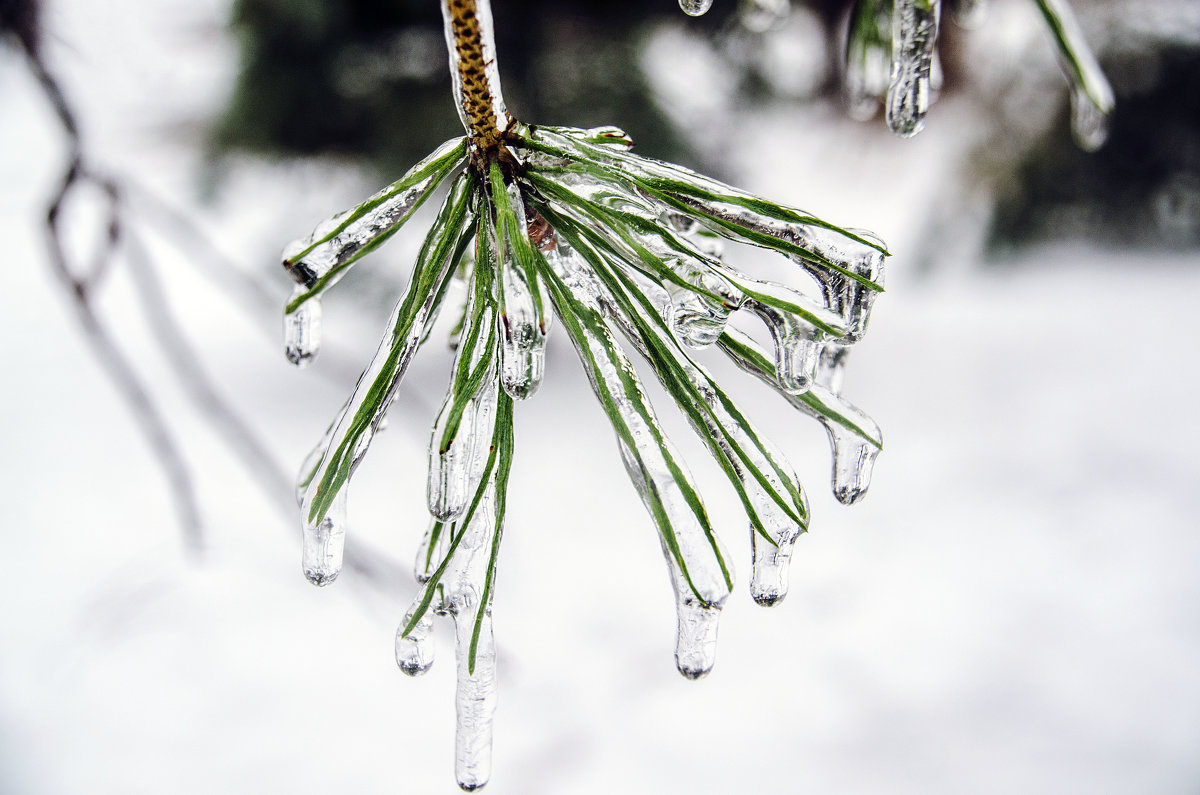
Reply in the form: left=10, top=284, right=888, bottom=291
left=830, top=424, right=880, bottom=505
left=679, top=0, right=714, bottom=16
left=675, top=593, right=722, bottom=679
left=1070, top=85, right=1109, bottom=152
left=302, top=488, right=346, bottom=586
left=750, top=523, right=801, bottom=606
left=740, top=0, right=789, bottom=32
left=396, top=610, right=435, bottom=676
left=744, top=299, right=822, bottom=394
left=284, top=289, right=322, bottom=367
left=886, top=0, right=941, bottom=138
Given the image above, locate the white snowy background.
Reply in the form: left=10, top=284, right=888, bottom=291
left=2, top=1, right=1199, bottom=793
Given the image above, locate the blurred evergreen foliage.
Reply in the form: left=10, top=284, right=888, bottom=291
left=216, top=0, right=732, bottom=172
left=991, top=43, right=1200, bottom=250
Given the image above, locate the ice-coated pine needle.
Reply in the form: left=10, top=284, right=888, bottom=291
left=845, top=0, right=894, bottom=120
left=299, top=173, right=475, bottom=549
left=1033, top=0, right=1115, bottom=152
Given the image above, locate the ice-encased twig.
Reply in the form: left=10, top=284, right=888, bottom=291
left=488, top=163, right=549, bottom=399
left=544, top=224, right=810, bottom=606
left=1032, top=0, right=1115, bottom=152
left=886, top=0, right=941, bottom=138
left=299, top=174, right=476, bottom=577
left=442, top=0, right=510, bottom=148
left=719, top=329, right=883, bottom=504
left=538, top=238, right=732, bottom=678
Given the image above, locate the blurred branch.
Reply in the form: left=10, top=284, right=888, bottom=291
left=13, top=21, right=404, bottom=592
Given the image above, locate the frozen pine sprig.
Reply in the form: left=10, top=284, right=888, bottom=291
left=281, top=0, right=887, bottom=790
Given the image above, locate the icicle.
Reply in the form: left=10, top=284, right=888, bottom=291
left=719, top=329, right=883, bottom=504
left=952, top=0, right=986, bottom=29
left=396, top=609, right=435, bottom=677
left=284, top=287, right=322, bottom=367
left=829, top=422, right=880, bottom=505
left=674, top=592, right=721, bottom=679
left=886, top=0, right=941, bottom=138
left=496, top=184, right=549, bottom=399
left=743, top=299, right=823, bottom=394
left=679, top=0, right=714, bottom=17
left=451, top=591, right=496, bottom=791
left=844, top=0, right=892, bottom=121
left=302, top=488, right=346, bottom=586
left=793, top=227, right=886, bottom=344
left=428, top=363, right=500, bottom=520
left=750, top=522, right=802, bottom=606
left=1070, top=84, right=1109, bottom=152
left=739, top=0, right=789, bottom=33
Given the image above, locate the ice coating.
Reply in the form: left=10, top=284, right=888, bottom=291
left=1070, top=84, right=1110, bottom=152
left=750, top=518, right=802, bottom=606
left=665, top=261, right=740, bottom=349
left=1034, top=0, right=1114, bottom=152
left=282, top=137, right=467, bottom=297
left=719, top=329, right=883, bottom=503
left=829, top=422, right=881, bottom=505
left=496, top=183, right=548, bottom=399
left=300, top=174, right=474, bottom=552
left=679, top=0, right=714, bottom=17
left=451, top=586, right=497, bottom=791
left=428, top=261, right=500, bottom=520
left=542, top=239, right=732, bottom=674
left=428, top=363, right=499, bottom=520
left=415, top=517, right=453, bottom=585
left=816, top=341, right=850, bottom=395
left=441, top=0, right=509, bottom=146
left=302, top=488, right=346, bottom=586
left=284, top=287, right=322, bottom=367
left=527, top=167, right=743, bottom=349
left=396, top=609, right=435, bottom=676
left=886, top=0, right=941, bottom=138
left=674, top=592, right=721, bottom=678
left=844, top=0, right=892, bottom=120
left=551, top=237, right=808, bottom=608
left=742, top=298, right=824, bottom=394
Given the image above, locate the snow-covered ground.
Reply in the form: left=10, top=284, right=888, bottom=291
left=2, top=2, right=1199, bottom=793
